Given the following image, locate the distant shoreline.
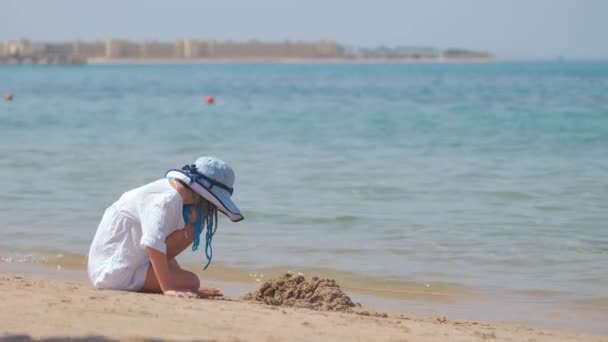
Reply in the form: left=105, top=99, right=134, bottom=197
left=1, top=39, right=497, bottom=65
left=86, top=57, right=497, bottom=65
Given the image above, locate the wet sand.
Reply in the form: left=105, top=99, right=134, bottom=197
left=0, top=273, right=605, bottom=342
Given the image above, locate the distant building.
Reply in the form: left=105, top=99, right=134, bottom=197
left=197, top=40, right=344, bottom=59
left=0, top=39, right=495, bottom=64
left=2, top=39, right=35, bottom=56
left=181, top=40, right=208, bottom=58
left=315, top=41, right=344, bottom=58
left=140, top=41, right=177, bottom=58
left=356, top=46, right=440, bottom=59
left=394, top=47, right=440, bottom=59
left=442, top=48, right=494, bottom=60
left=38, top=42, right=75, bottom=56
left=73, top=41, right=105, bottom=58
left=105, top=40, right=140, bottom=58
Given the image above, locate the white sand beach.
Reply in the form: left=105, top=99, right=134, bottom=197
left=0, top=273, right=605, bottom=342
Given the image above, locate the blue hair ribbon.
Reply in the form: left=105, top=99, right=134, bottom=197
left=168, top=176, right=216, bottom=270
left=181, top=192, right=215, bottom=270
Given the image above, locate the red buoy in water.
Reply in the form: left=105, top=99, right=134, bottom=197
left=205, top=96, right=215, bottom=105
left=4, top=92, right=13, bottom=101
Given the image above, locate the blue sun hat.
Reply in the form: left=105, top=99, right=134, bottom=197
left=166, top=156, right=244, bottom=222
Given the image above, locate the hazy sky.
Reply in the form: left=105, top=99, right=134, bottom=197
left=1, top=0, right=607, bottom=60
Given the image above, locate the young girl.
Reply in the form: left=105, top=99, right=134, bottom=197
left=88, top=156, right=244, bottom=298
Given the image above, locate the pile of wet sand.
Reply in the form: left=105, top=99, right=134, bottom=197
left=242, top=273, right=360, bottom=313
left=242, top=273, right=355, bottom=311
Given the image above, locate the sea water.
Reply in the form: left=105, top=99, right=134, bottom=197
left=1, top=62, right=607, bottom=332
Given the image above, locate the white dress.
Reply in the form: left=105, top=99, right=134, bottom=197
left=88, top=179, right=185, bottom=291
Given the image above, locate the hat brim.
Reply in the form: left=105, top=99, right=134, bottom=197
left=166, top=170, right=244, bottom=222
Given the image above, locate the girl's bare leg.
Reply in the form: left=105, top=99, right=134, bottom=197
left=141, top=227, right=221, bottom=297
left=141, top=258, right=199, bottom=293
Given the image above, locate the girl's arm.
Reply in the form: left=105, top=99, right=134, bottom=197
left=165, top=224, right=194, bottom=260
left=165, top=205, right=198, bottom=260
left=146, top=247, right=174, bottom=292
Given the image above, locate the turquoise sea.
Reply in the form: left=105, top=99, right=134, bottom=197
left=1, top=62, right=607, bottom=333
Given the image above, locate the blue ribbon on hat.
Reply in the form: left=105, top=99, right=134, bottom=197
left=182, top=164, right=234, bottom=195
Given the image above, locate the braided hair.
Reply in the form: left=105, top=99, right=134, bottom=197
left=197, top=195, right=219, bottom=236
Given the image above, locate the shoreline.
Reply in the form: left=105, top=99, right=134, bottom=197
left=1, top=262, right=608, bottom=337
left=4, top=59, right=608, bottom=66
left=85, top=57, right=497, bottom=65
left=1, top=250, right=607, bottom=335
left=1, top=272, right=604, bottom=342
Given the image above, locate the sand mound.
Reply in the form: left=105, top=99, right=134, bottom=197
left=242, top=273, right=356, bottom=312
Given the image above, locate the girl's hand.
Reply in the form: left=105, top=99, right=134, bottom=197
left=197, top=287, right=222, bottom=298
left=164, top=290, right=199, bottom=299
